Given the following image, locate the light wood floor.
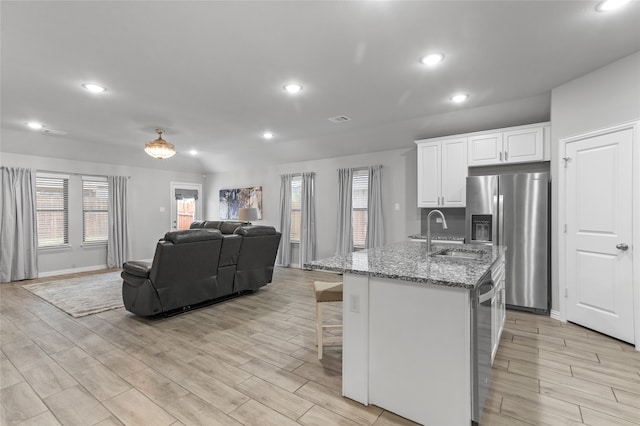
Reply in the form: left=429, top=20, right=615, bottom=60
left=1, top=267, right=639, bottom=426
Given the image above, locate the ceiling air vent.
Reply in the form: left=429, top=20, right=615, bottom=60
left=328, top=115, right=351, bottom=123
left=41, top=128, right=67, bottom=136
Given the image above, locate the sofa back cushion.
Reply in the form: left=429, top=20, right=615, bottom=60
left=220, top=221, right=249, bottom=234
left=150, top=230, right=223, bottom=311
left=164, top=228, right=222, bottom=244
left=234, top=226, right=282, bottom=291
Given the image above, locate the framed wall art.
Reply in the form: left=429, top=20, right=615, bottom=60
left=219, top=185, right=263, bottom=220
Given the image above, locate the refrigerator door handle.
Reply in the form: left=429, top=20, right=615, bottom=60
left=498, top=194, right=504, bottom=246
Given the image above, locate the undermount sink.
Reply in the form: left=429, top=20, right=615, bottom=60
left=431, top=249, right=485, bottom=260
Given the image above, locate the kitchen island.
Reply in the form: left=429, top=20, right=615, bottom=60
left=306, top=241, right=506, bottom=426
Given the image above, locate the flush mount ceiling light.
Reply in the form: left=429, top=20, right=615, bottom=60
left=420, top=53, right=444, bottom=66
left=144, top=129, right=176, bottom=159
left=450, top=93, right=469, bottom=103
left=596, top=0, right=630, bottom=11
left=82, top=83, right=107, bottom=93
left=26, top=121, right=44, bottom=130
left=263, top=131, right=274, bottom=140
left=283, top=83, right=303, bottom=94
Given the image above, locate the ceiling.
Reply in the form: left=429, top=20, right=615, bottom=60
left=2, top=1, right=639, bottom=173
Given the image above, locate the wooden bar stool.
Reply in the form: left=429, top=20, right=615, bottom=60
left=313, top=281, right=343, bottom=360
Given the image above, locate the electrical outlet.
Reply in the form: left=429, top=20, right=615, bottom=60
left=349, top=294, right=360, bottom=313
left=436, top=217, right=442, bottom=223
left=394, top=203, right=400, bottom=211
left=159, top=207, right=165, bottom=213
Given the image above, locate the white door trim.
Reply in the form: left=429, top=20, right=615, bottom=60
left=170, top=182, right=203, bottom=230
left=558, top=120, right=640, bottom=350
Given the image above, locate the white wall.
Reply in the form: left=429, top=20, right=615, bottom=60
left=204, top=147, right=421, bottom=261
left=550, top=51, right=640, bottom=313
left=1, top=152, right=205, bottom=275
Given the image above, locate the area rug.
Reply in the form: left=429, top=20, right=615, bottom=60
left=22, top=271, right=124, bottom=318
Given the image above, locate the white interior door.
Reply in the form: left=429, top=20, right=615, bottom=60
left=564, top=127, right=634, bottom=343
left=170, top=182, right=203, bottom=231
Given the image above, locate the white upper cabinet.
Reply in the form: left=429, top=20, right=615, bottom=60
left=468, top=123, right=548, bottom=166
left=503, top=127, right=544, bottom=163
left=416, top=138, right=467, bottom=208
left=467, top=133, right=503, bottom=165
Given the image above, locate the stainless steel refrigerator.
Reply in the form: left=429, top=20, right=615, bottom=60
left=465, top=173, right=550, bottom=313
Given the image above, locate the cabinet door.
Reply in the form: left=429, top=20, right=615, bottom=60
left=417, top=142, right=441, bottom=207
left=468, top=133, right=503, bottom=166
left=503, top=127, right=543, bottom=163
left=441, top=138, right=467, bottom=207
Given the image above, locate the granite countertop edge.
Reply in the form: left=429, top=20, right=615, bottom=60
left=305, top=263, right=475, bottom=289
left=408, top=234, right=465, bottom=241
left=305, top=241, right=506, bottom=290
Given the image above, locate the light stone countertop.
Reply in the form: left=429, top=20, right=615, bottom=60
left=408, top=234, right=465, bottom=241
left=305, top=241, right=506, bottom=290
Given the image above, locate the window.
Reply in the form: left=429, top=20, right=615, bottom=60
left=82, top=177, right=109, bottom=243
left=36, top=174, right=69, bottom=248
left=290, top=175, right=302, bottom=242
left=352, top=169, right=369, bottom=247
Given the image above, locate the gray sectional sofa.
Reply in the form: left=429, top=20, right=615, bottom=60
left=121, top=221, right=281, bottom=316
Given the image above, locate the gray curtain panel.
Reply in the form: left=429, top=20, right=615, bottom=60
left=107, top=176, right=131, bottom=268
left=276, top=173, right=293, bottom=266
left=366, top=164, right=385, bottom=249
left=299, top=172, right=316, bottom=268
left=335, top=167, right=353, bottom=256
left=0, top=167, right=38, bottom=282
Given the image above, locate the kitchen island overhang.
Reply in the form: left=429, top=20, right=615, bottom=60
left=306, top=241, right=506, bottom=426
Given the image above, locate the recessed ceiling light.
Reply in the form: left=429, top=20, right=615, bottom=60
left=283, top=83, right=303, bottom=94
left=450, top=93, right=469, bottom=103
left=263, top=131, right=274, bottom=140
left=596, top=0, right=630, bottom=11
left=26, top=121, right=44, bottom=130
left=82, top=83, right=107, bottom=93
left=189, top=149, right=198, bottom=156
left=420, top=53, right=444, bottom=66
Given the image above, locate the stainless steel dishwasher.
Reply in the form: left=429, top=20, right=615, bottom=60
left=471, top=270, right=494, bottom=425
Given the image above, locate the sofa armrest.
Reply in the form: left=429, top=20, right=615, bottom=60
left=122, top=261, right=152, bottom=278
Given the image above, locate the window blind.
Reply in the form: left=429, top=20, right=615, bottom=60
left=290, top=175, right=302, bottom=242
left=82, top=177, right=109, bottom=243
left=36, top=174, right=69, bottom=248
left=352, top=169, right=369, bottom=247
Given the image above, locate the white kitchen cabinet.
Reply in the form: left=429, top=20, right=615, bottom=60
left=503, top=127, right=544, bottom=163
left=468, top=123, right=548, bottom=166
left=416, top=137, right=467, bottom=208
left=491, top=254, right=506, bottom=364
left=467, top=132, right=503, bottom=165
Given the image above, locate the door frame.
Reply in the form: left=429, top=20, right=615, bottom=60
left=558, top=120, right=640, bottom=350
left=169, top=182, right=203, bottom=230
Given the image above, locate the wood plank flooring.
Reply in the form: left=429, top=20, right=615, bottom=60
left=1, top=267, right=639, bottom=425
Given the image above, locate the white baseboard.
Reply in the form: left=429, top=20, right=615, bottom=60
left=38, top=264, right=111, bottom=278
left=550, top=309, right=562, bottom=321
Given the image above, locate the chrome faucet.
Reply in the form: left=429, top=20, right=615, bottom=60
left=426, top=209, right=448, bottom=254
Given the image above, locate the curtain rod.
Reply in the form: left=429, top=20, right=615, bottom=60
left=337, top=165, right=379, bottom=171
left=36, top=169, right=131, bottom=179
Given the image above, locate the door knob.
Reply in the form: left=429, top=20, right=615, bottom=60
left=616, top=243, right=629, bottom=251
